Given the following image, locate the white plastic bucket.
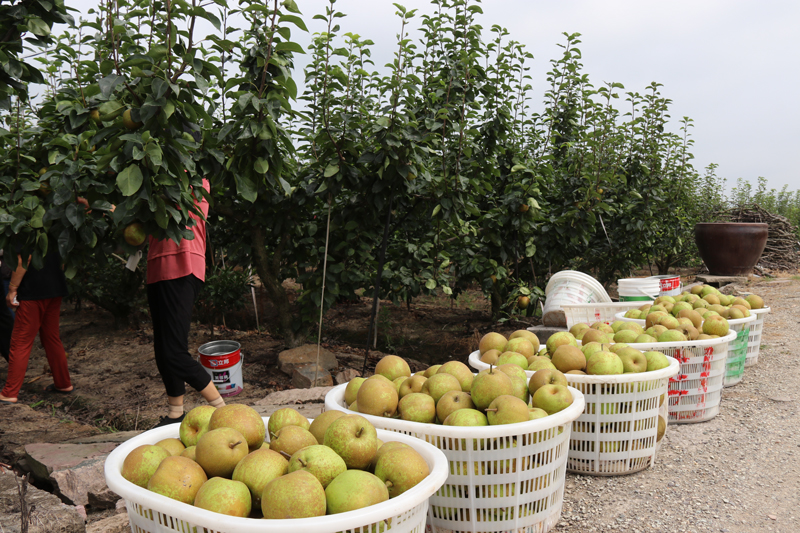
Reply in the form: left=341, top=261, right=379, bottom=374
left=745, top=307, right=770, bottom=366
left=618, top=278, right=661, bottom=302
left=198, top=340, right=244, bottom=397
left=649, top=275, right=681, bottom=297
left=543, top=271, right=611, bottom=326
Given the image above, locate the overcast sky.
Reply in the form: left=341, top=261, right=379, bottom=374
left=67, top=0, right=799, bottom=196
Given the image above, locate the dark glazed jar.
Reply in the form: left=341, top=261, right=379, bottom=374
left=694, top=223, right=768, bottom=276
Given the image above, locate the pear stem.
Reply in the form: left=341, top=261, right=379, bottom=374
left=230, top=440, right=243, bottom=449
left=279, top=450, right=292, bottom=459
left=356, top=427, right=363, bottom=438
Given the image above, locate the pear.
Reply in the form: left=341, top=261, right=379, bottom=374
left=269, top=425, right=318, bottom=458
left=195, top=427, right=250, bottom=479
left=373, top=447, right=430, bottom=498
left=179, top=405, right=216, bottom=447
left=508, top=330, right=541, bottom=352
left=267, top=407, right=310, bottom=439
left=437, top=360, right=474, bottom=392
left=209, top=404, right=267, bottom=452
left=374, top=355, right=411, bottom=382
left=308, top=410, right=346, bottom=444
left=193, top=477, right=251, bottom=517
left=478, top=332, right=507, bottom=355
left=232, top=448, right=288, bottom=507
left=325, top=470, right=389, bottom=514
left=344, top=377, right=366, bottom=406
left=485, top=395, right=530, bottom=425
left=323, top=414, right=378, bottom=470
left=399, top=374, right=427, bottom=398
left=155, top=438, right=185, bottom=457
left=287, top=444, right=347, bottom=488
left=551, top=345, right=586, bottom=373
left=435, top=390, right=474, bottom=423
left=121, top=444, right=170, bottom=488
left=261, top=470, right=326, bottom=519
left=398, top=392, right=436, bottom=424
left=370, top=441, right=410, bottom=472
left=471, top=367, right=514, bottom=411
left=146, top=456, right=207, bottom=504
left=421, top=372, right=462, bottom=404
left=357, top=376, right=399, bottom=417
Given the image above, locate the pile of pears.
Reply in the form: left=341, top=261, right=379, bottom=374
left=121, top=403, right=431, bottom=520
left=344, top=350, right=574, bottom=427
left=479, top=330, right=671, bottom=377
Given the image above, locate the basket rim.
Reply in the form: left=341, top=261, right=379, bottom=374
left=559, top=301, right=652, bottom=310
left=469, top=351, right=680, bottom=383
left=104, top=418, right=449, bottom=532
left=325, top=384, right=585, bottom=437
left=614, top=311, right=757, bottom=326
left=606, top=329, right=737, bottom=350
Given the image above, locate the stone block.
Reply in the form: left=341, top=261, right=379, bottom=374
left=252, top=402, right=325, bottom=420
left=335, top=368, right=361, bottom=384
left=0, top=470, right=84, bottom=533
left=87, top=486, right=120, bottom=509
left=292, top=364, right=333, bottom=389
left=25, top=442, right=116, bottom=507
left=278, top=345, right=338, bottom=376
left=254, top=386, right=334, bottom=406
left=87, top=512, right=129, bottom=533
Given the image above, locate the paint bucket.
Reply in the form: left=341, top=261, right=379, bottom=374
left=198, top=340, right=243, bottom=397
left=617, top=278, right=660, bottom=302
left=649, top=275, right=681, bottom=296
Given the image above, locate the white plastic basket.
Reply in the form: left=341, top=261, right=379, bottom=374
left=563, top=357, right=679, bottom=475
left=617, top=331, right=737, bottom=424
left=468, top=351, right=680, bottom=475
left=611, top=312, right=755, bottom=388
left=745, top=307, right=771, bottom=367
left=560, top=301, right=652, bottom=329
left=104, top=417, right=448, bottom=533
left=325, top=383, right=585, bottom=533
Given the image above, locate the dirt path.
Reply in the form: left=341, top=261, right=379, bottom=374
left=558, top=278, right=800, bottom=533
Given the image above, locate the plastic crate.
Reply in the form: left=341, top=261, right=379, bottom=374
left=469, top=352, right=679, bottom=475
left=104, top=417, right=448, bottom=533
left=745, top=307, right=771, bottom=367
left=558, top=301, right=652, bottom=330
left=325, top=383, right=585, bottom=533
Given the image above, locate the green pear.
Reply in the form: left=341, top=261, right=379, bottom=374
left=121, top=444, right=170, bottom=488
left=323, top=414, right=378, bottom=470
left=373, top=447, right=430, bottom=498
left=155, top=438, right=185, bottom=457
left=423, top=364, right=442, bottom=377
left=398, top=392, right=436, bottom=424
left=146, top=455, right=207, bottom=504
left=287, top=444, right=347, bottom=488
left=232, top=448, right=288, bottom=507
left=325, top=470, right=389, bottom=514
left=528, top=368, right=567, bottom=396
left=370, top=441, right=410, bottom=471
left=504, top=338, right=535, bottom=359
left=399, top=374, right=427, bottom=398
left=585, top=351, right=624, bottom=375
left=443, top=408, right=489, bottom=426
left=496, top=351, right=529, bottom=369
left=485, top=395, right=530, bottom=425
left=551, top=345, right=586, bottom=373
left=531, top=384, right=574, bottom=415
left=344, top=377, right=366, bottom=406
left=180, top=446, right=196, bottom=461
left=470, top=367, right=514, bottom=411
left=375, top=355, right=411, bottom=381
left=357, top=376, right=399, bottom=417
left=435, top=390, right=474, bottom=423
left=437, top=360, right=474, bottom=392
left=644, top=351, right=671, bottom=371
left=545, top=331, right=577, bottom=354
left=308, top=410, right=346, bottom=444
left=267, top=407, right=311, bottom=439
left=479, top=332, right=507, bottom=355
left=421, top=372, right=462, bottom=404
left=179, top=405, right=216, bottom=447
left=194, top=477, right=251, bottom=517
left=508, top=330, right=540, bottom=352
left=261, top=470, right=326, bottom=518
left=269, top=425, right=318, bottom=458
left=195, top=427, right=250, bottom=478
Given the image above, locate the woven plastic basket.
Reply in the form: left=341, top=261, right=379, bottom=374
left=745, top=307, right=771, bottom=367
left=468, top=351, right=679, bottom=475
left=612, top=312, right=755, bottom=387
left=558, top=301, right=651, bottom=330
left=104, top=417, right=448, bottom=533
left=325, top=383, right=585, bottom=533
left=615, top=331, right=737, bottom=423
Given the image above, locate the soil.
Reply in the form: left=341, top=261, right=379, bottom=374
left=1, top=272, right=798, bottom=532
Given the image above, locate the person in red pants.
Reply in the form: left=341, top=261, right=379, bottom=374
left=147, top=177, right=226, bottom=427
left=1, top=250, right=72, bottom=404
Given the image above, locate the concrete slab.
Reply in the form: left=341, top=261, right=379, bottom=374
left=526, top=325, right=568, bottom=344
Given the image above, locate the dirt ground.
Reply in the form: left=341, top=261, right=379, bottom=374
left=1, top=273, right=798, bottom=532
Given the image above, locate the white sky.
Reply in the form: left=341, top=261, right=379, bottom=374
left=65, top=0, right=800, bottom=196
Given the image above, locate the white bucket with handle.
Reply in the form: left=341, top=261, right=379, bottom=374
left=618, top=278, right=661, bottom=302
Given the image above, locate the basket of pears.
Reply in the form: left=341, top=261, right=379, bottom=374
left=324, top=354, right=585, bottom=533
left=614, top=288, right=760, bottom=386
left=469, top=330, right=679, bottom=475
left=105, top=403, right=448, bottom=533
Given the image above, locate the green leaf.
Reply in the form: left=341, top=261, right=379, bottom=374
left=425, top=279, right=436, bottom=290
left=274, top=42, right=305, bottom=54
left=27, top=18, right=51, bottom=37
left=279, top=14, right=308, bottom=31
left=235, top=173, right=257, bottom=203
left=117, top=165, right=144, bottom=196
left=145, top=143, right=163, bottom=166
left=254, top=158, right=269, bottom=174
left=323, top=164, right=339, bottom=178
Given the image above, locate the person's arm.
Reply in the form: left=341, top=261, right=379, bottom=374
left=6, top=255, right=29, bottom=308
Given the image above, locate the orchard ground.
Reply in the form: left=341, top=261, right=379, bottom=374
left=1, top=273, right=799, bottom=532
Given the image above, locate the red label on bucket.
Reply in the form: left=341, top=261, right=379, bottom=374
left=198, top=341, right=241, bottom=370
left=659, top=277, right=680, bottom=291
